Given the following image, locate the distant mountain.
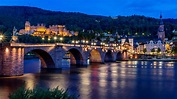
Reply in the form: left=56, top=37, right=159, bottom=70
left=0, top=6, right=177, bottom=39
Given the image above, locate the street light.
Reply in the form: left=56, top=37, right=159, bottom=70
left=42, top=37, right=45, bottom=43
left=54, top=36, right=57, bottom=43
left=0, top=34, right=3, bottom=43
left=60, top=37, right=63, bottom=43
left=48, top=38, right=51, bottom=43
left=72, top=40, right=75, bottom=46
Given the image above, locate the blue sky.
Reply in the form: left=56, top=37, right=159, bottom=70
left=0, top=0, right=177, bottom=18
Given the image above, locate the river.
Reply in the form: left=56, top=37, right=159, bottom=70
left=0, top=59, right=177, bottom=99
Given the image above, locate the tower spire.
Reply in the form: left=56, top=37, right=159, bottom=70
left=157, top=13, right=165, bottom=42
left=159, top=13, right=163, bottom=25
left=160, top=13, right=162, bottom=19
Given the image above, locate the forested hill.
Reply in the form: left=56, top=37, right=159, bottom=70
left=0, top=6, right=177, bottom=38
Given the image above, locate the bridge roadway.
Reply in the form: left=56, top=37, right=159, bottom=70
left=0, top=43, right=123, bottom=76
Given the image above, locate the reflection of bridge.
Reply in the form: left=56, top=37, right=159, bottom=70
left=0, top=43, right=124, bottom=76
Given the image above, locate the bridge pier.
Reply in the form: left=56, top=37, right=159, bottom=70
left=0, top=43, right=24, bottom=76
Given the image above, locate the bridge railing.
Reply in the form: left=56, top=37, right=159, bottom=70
left=10, top=43, right=122, bottom=52
left=10, top=43, right=56, bottom=47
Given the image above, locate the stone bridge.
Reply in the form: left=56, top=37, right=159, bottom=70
left=0, top=43, right=124, bottom=76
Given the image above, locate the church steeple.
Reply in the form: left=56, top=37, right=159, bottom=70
left=160, top=13, right=163, bottom=25
left=160, top=13, right=162, bottom=18
left=157, top=13, right=165, bottom=41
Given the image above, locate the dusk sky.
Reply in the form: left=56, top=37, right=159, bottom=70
left=0, top=0, right=177, bottom=18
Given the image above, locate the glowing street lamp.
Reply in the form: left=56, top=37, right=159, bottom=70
left=54, top=36, right=57, bottom=43
left=82, top=40, right=85, bottom=43
left=72, top=40, right=75, bottom=46
left=72, top=40, right=75, bottom=43
left=60, top=37, right=63, bottom=43
left=42, top=37, right=45, bottom=40
left=0, top=34, right=3, bottom=43
left=48, top=38, right=51, bottom=43
left=42, top=37, right=45, bottom=43
left=86, top=40, right=89, bottom=44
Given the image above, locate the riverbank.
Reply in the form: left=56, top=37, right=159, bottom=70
left=117, top=58, right=177, bottom=62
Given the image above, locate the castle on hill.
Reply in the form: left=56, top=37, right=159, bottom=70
left=18, top=21, right=78, bottom=37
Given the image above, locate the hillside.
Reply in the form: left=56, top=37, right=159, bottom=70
left=0, top=6, right=177, bottom=39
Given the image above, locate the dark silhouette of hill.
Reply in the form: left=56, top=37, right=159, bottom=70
left=0, top=6, right=177, bottom=39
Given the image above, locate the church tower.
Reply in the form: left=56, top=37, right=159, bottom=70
left=157, top=14, right=165, bottom=41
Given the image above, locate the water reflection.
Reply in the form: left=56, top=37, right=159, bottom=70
left=0, top=60, right=177, bottom=99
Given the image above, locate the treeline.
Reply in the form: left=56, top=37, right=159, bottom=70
left=0, top=6, right=177, bottom=41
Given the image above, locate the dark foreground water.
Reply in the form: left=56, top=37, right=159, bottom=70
left=1, top=60, right=177, bottom=99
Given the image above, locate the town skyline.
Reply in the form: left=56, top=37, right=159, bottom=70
left=0, top=0, right=177, bottom=18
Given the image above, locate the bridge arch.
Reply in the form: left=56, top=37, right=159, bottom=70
left=62, top=47, right=85, bottom=66
left=88, top=48, right=102, bottom=63
left=116, top=51, right=122, bottom=61
left=104, top=50, right=114, bottom=62
left=25, top=49, right=55, bottom=68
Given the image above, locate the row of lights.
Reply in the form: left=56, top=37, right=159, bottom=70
left=42, top=36, right=63, bottom=42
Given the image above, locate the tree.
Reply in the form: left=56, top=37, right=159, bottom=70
left=143, top=48, right=147, bottom=54
left=151, top=48, right=155, bottom=53
left=157, top=48, right=161, bottom=53
left=172, top=46, right=177, bottom=54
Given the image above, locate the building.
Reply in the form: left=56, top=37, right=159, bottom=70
left=136, top=42, right=145, bottom=54
left=157, top=14, right=165, bottom=42
left=144, top=40, right=165, bottom=53
left=142, top=14, right=166, bottom=54
left=121, top=36, right=134, bottom=52
left=19, top=21, right=78, bottom=38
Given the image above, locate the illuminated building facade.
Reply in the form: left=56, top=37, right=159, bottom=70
left=144, top=40, right=165, bottom=53
left=121, top=37, right=134, bottom=51
left=19, top=21, right=78, bottom=37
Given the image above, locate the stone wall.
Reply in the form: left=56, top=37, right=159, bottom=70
left=0, top=43, right=24, bottom=76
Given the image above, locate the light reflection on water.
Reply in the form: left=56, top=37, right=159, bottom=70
left=0, top=60, right=177, bottom=99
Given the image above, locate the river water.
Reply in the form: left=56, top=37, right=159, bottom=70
left=0, top=59, right=177, bottom=99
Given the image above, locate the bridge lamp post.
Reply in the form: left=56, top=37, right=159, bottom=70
left=82, top=40, right=85, bottom=47
left=101, top=42, right=106, bottom=52
left=72, top=40, right=75, bottom=46
left=60, top=37, right=63, bottom=43
left=0, top=34, right=4, bottom=43
left=84, top=40, right=89, bottom=51
left=76, top=40, right=79, bottom=46
left=100, top=42, right=103, bottom=50
left=86, top=40, right=88, bottom=47
left=42, top=37, right=45, bottom=43
left=54, top=36, right=57, bottom=43
left=101, top=42, right=103, bottom=51
left=48, top=38, right=51, bottom=43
